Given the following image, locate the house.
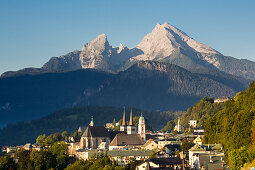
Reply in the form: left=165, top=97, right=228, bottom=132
left=23, top=143, right=32, bottom=150
left=6, top=147, right=16, bottom=153
left=136, top=158, right=183, bottom=170
left=214, top=97, right=230, bottom=103
left=165, top=144, right=181, bottom=156
left=189, top=120, right=197, bottom=128
left=193, top=136, right=202, bottom=145
left=142, top=139, right=159, bottom=150
left=199, top=154, right=229, bottom=170
left=194, top=126, right=205, bottom=137
left=68, top=142, right=80, bottom=156
left=79, top=119, right=111, bottom=149
left=109, top=133, right=145, bottom=150
left=76, top=149, right=151, bottom=166
left=189, top=144, right=224, bottom=169
left=157, top=139, right=182, bottom=149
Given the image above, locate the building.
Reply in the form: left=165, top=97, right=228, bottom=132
left=142, top=139, right=159, bottom=150
left=189, top=120, right=197, bottom=128
left=136, top=158, right=183, bottom=170
left=189, top=144, right=224, bottom=169
left=214, top=97, right=230, bottom=103
left=23, top=143, right=32, bottom=150
left=173, top=117, right=185, bottom=133
left=127, top=108, right=136, bottom=134
left=138, top=113, right=146, bottom=141
left=157, top=139, right=182, bottom=149
left=194, top=126, right=205, bottom=137
left=80, top=118, right=110, bottom=149
left=76, top=149, right=151, bottom=166
left=120, top=107, right=127, bottom=132
left=193, top=136, right=202, bottom=145
left=109, top=133, right=145, bottom=150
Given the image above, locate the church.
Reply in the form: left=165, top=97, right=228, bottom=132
left=119, top=107, right=146, bottom=141
left=80, top=117, right=111, bottom=149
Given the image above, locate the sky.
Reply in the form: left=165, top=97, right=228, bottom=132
left=0, top=0, right=255, bottom=74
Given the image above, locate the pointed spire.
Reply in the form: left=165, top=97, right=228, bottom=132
left=129, top=107, right=133, bottom=126
left=122, top=107, right=126, bottom=126
left=89, top=116, right=94, bottom=126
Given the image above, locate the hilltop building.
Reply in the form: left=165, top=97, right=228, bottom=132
left=214, top=97, right=230, bottom=103
left=189, top=120, right=197, bottom=128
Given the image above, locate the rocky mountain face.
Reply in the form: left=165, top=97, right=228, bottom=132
left=2, top=22, right=255, bottom=80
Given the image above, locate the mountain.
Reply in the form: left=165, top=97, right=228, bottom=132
left=0, top=106, right=180, bottom=145
left=0, top=61, right=250, bottom=127
left=2, top=22, right=255, bottom=80
left=74, top=61, right=250, bottom=111
left=0, top=69, right=111, bottom=128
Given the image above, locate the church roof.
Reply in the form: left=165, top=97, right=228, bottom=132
left=82, top=126, right=110, bottom=138
left=110, top=133, right=145, bottom=146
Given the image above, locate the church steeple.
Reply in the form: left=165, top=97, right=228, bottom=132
left=129, top=108, right=133, bottom=126
left=89, top=116, right=94, bottom=126
left=122, top=107, right=126, bottom=126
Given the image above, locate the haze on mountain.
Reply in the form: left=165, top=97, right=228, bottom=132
left=2, top=22, right=255, bottom=80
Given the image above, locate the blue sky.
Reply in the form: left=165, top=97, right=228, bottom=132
left=0, top=0, right=255, bottom=74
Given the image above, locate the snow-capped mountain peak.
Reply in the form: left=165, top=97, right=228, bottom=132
left=9, top=22, right=255, bottom=80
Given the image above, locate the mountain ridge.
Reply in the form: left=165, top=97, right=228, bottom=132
left=2, top=22, right=255, bottom=80
left=0, top=61, right=249, bottom=127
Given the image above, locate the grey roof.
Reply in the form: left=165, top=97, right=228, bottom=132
left=77, top=149, right=152, bottom=158
left=82, top=126, right=110, bottom=138
left=149, top=157, right=182, bottom=166
left=110, top=133, right=145, bottom=146
left=199, top=154, right=225, bottom=170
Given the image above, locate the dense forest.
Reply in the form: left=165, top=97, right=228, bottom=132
left=0, top=106, right=181, bottom=145
left=181, top=96, right=225, bottom=128
left=203, top=82, right=255, bottom=169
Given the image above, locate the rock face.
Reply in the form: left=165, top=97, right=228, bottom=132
left=2, top=22, right=255, bottom=80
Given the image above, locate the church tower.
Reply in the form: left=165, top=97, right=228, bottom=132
left=120, top=107, right=127, bottom=132
left=127, top=108, right=136, bottom=134
left=138, top=113, right=146, bottom=141
left=89, top=116, right=94, bottom=126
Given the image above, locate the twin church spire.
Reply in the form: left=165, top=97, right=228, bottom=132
left=121, top=107, right=133, bottom=126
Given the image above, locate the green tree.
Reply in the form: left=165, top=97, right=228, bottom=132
left=16, top=149, right=32, bottom=170
left=149, top=150, right=156, bottom=158
left=61, top=131, right=69, bottom=141
left=36, top=134, right=46, bottom=146
left=228, top=147, right=251, bottom=170
left=181, top=139, right=193, bottom=152
left=0, top=156, right=16, bottom=170
left=161, top=120, right=175, bottom=132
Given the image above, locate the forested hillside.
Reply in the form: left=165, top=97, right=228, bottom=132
left=181, top=97, right=225, bottom=128
left=203, top=82, right=255, bottom=169
left=0, top=106, right=180, bottom=145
